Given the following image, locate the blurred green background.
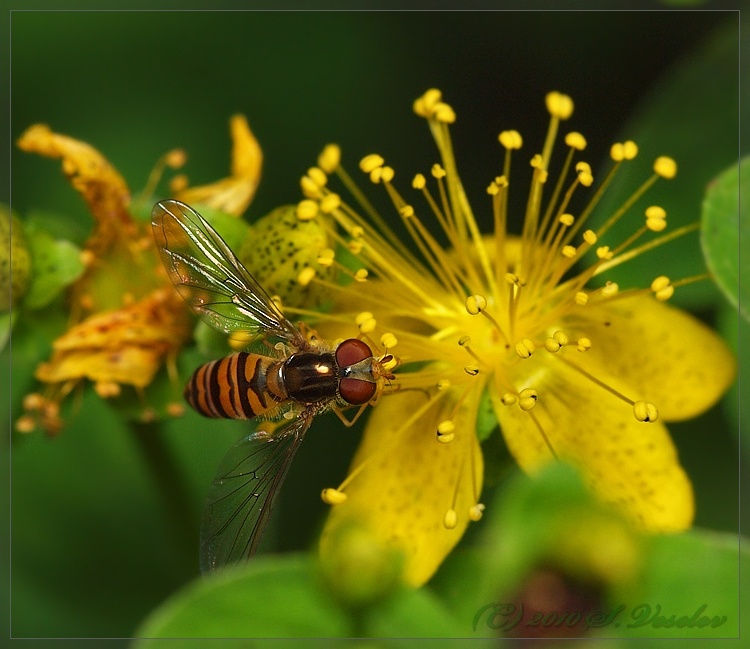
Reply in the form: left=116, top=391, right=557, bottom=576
left=4, top=3, right=746, bottom=643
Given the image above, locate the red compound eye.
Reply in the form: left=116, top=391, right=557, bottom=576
left=335, top=338, right=372, bottom=368
left=339, top=377, right=377, bottom=405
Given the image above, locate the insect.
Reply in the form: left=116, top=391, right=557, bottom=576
left=151, top=199, right=395, bottom=573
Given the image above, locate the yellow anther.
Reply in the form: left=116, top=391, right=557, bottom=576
left=465, top=294, right=487, bottom=315
left=296, top=199, right=319, bottom=221
left=437, top=420, right=455, bottom=435
left=575, top=161, right=592, bottom=174
left=469, top=504, right=485, bottom=522
left=356, top=311, right=373, bottom=326
left=358, top=316, right=376, bottom=333
left=651, top=276, right=674, bottom=301
left=381, top=355, right=398, bottom=373
left=654, top=156, right=677, bottom=179
left=647, top=217, right=667, bottom=232
left=380, top=166, right=395, bottom=183
left=431, top=164, right=446, bottom=179
left=575, top=291, right=589, bottom=305
left=165, top=148, right=187, bottom=168
left=565, top=132, right=587, bottom=150
left=633, top=401, right=659, bottom=423
left=79, top=249, right=96, bottom=268
left=545, top=91, right=574, bottom=119
left=297, top=266, right=316, bottom=287
left=499, top=130, right=523, bottom=150
left=437, top=379, right=451, bottom=391
left=622, top=140, right=639, bottom=160
left=307, top=166, right=328, bottom=188
left=317, top=248, right=335, bottom=267
left=464, top=365, right=480, bottom=376
left=515, top=338, right=536, bottom=359
left=166, top=402, right=185, bottom=418
left=317, top=144, right=341, bottom=174
left=486, top=182, right=499, bottom=196
left=577, top=337, right=592, bottom=352
left=578, top=170, right=594, bottom=187
left=169, top=174, right=189, bottom=193
left=645, top=205, right=667, bottom=220
left=350, top=225, right=364, bottom=238
left=495, top=175, right=508, bottom=187
left=380, top=332, right=398, bottom=349
left=320, top=193, right=341, bottom=214
left=583, top=230, right=597, bottom=245
left=436, top=420, right=455, bottom=444
left=545, top=337, right=562, bottom=353
left=443, top=509, right=458, bottom=530
left=530, top=154, right=544, bottom=169
left=15, top=415, right=36, bottom=433
left=601, top=282, right=619, bottom=297
left=596, top=246, right=613, bottom=260
left=413, top=88, right=442, bottom=118
left=369, top=167, right=384, bottom=184
left=562, top=245, right=577, bottom=258
left=458, top=335, right=471, bottom=347
left=321, top=488, right=348, bottom=505
left=354, top=268, right=369, bottom=282
left=553, top=330, right=569, bottom=345
left=434, top=102, right=456, bottom=123
left=94, top=381, right=120, bottom=398
left=360, top=154, right=385, bottom=173
left=518, top=388, right=539, bottom=411
left=348, top=240, right=364, bottom=254
left=559, top=213, right=575, bottom=227
left=501, top=393, right=517, bottom=405
left=412, top=173, right=426, bottom=190
left=400, top=205, right=415, bottom=218
left=300, top=175, right=322, bottom=199
left=22, top=393, right=44, bottom=411
left=610, top=142, right=632, bottom=162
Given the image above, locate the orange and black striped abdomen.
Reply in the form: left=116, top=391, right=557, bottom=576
left=185, top=353, right=287, bottom=419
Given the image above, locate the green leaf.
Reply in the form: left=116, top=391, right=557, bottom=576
left=132, top=555, right=351, bottom=641
left=701, top=158, right=747, bottom=319
left=613, top=530, right=745, bottom=639
left=589, top=19, right=741, bottom=310
left=364, top=586, right=477, bottom=638
left=23, top=222, right=85, bottom=310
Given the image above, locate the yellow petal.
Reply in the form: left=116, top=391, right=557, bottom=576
left=16, top=124, right=133, bottom=254
left=175, top=114, right=262, bottom=216
left=575, top=295, right=736, bottom=421
left=319, top=386, right=484, bottom=587
left=36, top=288, right=190, bottom=389
left=491, top=356, right=694, bottom=532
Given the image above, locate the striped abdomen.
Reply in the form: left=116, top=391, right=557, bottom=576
left=185, top=353, right=287, bottom=419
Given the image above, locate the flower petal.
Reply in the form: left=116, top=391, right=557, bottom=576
left=574, top=295, right=736, bottom=421
left=319, top=387, right=483, bottom=587
left=16, top=124, right=133, bottom=253
left=175, top=114, right=262, bottom=216
left=492, top=356, right=694, bottom=532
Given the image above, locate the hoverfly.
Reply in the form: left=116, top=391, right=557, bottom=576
left=151, top=199, right=395, bottom=573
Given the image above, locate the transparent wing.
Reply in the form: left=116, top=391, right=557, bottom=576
left=199, top=416, right=310, bottom=573
left=152, top=199, right=300, bottom=342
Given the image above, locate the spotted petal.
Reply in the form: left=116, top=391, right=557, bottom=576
left=319, top=387, right=484, bottom=587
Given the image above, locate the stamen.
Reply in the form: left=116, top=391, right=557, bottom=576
left=317, top=144, right=341, bottom=173
left=443, top=509, right=458, bottom=530
left=321, top=488, right=348, bottom=505
left=518, top=388, right=538, bottom=411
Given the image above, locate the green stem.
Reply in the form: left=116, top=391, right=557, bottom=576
left=130, top=419, right=197, bottom=569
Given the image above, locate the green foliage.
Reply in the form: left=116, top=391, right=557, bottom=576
left=588, top=20, right=742, bottom=311
left=701, top=158, right=747, bottom=319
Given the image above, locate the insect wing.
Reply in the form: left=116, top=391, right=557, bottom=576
left=200, top=417, right=310, bottom=572
left=152, top=199, right=299, bottom=342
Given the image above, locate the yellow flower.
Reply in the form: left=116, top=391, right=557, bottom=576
left=15, top=116, right=261, bottom=434
left=289, top=90, right=735, bottom=587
